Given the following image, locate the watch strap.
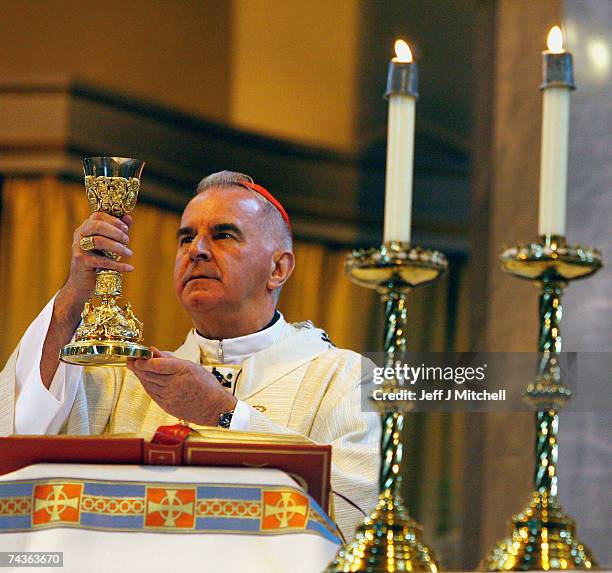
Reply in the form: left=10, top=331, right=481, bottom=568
left=218, top=409, right=235, bottom=429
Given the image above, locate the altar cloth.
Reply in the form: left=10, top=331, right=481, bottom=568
left=0, top=463, right=341, bottom=573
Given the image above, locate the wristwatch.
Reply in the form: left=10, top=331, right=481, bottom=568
left=217, top=409, right=235, bottom=429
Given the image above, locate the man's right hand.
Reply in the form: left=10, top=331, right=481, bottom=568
left=39, top=212, right=135, bottom=389
left=64, top=212, right=134, bottom=302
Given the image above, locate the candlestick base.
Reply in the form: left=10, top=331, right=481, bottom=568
left=481, top=491, right=596, bottom=571
left=325, top=491, right=439, bottom=573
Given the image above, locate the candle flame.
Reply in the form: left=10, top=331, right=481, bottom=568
left=394, top=39, right=413, bottom=63
left=547, top=26, right=564, bottom=53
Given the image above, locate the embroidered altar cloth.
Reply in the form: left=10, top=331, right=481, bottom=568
left=0, top=463, right=340, bottom=573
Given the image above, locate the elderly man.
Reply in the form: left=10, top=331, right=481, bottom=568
left=0, top=171, right=379, bottom=538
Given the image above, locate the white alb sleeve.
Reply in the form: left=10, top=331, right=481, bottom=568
left=228, top=399, right=250, bottom=431
left=14, top=295, right=82, bottom=435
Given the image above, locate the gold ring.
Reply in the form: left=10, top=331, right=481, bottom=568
left=79, top=236, right=96, bottom=251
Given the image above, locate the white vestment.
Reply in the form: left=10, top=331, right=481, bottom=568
left=0, top=297, right=380, bottom=539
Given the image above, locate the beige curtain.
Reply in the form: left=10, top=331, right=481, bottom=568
left=0, top=176, right=469, bottom=566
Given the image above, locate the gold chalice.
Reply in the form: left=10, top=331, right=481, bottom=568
left=60, top=157, right=151, bottom=366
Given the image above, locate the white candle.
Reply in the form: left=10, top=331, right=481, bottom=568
left=538, top=26, right=575, bottom=237
left=384, top=40, right=418, bottom=244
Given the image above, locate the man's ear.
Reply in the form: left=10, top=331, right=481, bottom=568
left=268, top=250, right=295, bottom=291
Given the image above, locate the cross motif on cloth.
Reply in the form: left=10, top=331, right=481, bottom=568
left=262, top=491, right=309, bottom=530
left=33, top=483, right=83, bottom=525
left=145, top=487, right=196, bottom=529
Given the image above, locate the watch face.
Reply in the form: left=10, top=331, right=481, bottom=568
left=218, top=411, right=234, bottom=429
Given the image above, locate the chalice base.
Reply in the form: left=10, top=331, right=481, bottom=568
left=325, top=493, right=440, bottom=573
left=60, top=340, right=151, bottom=366
left=481, top=492, right=597, bottom=571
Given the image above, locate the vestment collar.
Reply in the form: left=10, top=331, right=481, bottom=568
left=172, top=320, right=333, bottom=399
left=193, top=312, right=287, bottom=365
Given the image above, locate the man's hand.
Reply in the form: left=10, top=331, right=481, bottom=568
left=66, top=212, right=134, bottom=301
left=127, top=347, right=237, bottom=426
left=40, top=212, right=134, bottom=389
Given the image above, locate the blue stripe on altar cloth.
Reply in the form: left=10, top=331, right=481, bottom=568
left=80, top=513, right=143, bottom=529
left=307, top=520, right=342, bottom=544
left=83, top=482, right=144, bottom=498
left=0, top=516, right=30, bottom=530
left=0, top=482, right=32, bottom=497
left=197, top=485, right=261, bottom=501
left=306, top=498, right=341, bottom=541
left=197, top=516, right=260, bottom=532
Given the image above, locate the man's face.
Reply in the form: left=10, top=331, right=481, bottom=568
left=174, top=186, right=276, bottom=316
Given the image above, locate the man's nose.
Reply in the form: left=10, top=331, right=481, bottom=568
left=189, top=235, right=212, bottom=261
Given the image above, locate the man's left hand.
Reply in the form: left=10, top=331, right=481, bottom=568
left=127, top=347, right=237, bottom=426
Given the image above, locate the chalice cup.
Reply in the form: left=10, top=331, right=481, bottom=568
left=60, top=157, right=152, bottom=366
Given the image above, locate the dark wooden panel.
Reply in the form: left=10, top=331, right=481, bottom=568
left=1, top=80, right=470, bottom=251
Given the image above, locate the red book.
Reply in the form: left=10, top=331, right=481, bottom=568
left=0, top=429, right=332, bottom=511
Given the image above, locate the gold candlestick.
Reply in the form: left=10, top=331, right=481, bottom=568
left=481, top=234, right=602, bottom=571
left=60, top=157, right=152, bottom=366
left=325, top=241, right=446, bottom=573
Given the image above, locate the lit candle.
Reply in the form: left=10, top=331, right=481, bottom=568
left=538, top=26, right=576, bottom=237
left=384, top=39, right=419, bottom=243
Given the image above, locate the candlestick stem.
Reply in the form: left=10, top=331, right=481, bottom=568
left=383, top=291, right=408, bottom=357
left=538, top=282, right=563, bottom=356
left=380, top=292, right=408, bottom=497
left=381, top=291, right=407, bottom=501
left=534, top=409, right=559, bottom=496
left=534, top=281, right=563, bottom=496
left=379, top=411, right=404, bottom=497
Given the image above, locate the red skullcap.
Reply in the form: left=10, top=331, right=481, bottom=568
left=238, top=180, right=291, bottom=228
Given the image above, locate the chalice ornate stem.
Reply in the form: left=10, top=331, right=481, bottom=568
left=325, top=241, right=447, bottom=573
left=60, top=157, right=152, bottom=366
left=481, top=234, right=602, bottom=571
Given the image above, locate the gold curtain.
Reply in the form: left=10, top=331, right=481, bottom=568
left=0, top=176, right=469, bottom=566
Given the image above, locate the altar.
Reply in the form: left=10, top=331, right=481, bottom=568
left=0, top=463, right=340, bottom=573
